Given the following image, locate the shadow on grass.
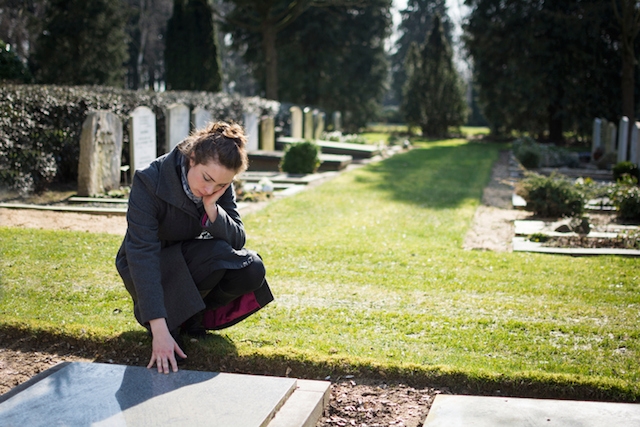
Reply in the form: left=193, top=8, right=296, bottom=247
left=359, top=141, right=500, bottom=209
left=1, top=323, right=637, bottom=403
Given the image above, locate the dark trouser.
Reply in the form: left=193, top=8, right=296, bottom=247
left=181, top=239, right=266, bottom=311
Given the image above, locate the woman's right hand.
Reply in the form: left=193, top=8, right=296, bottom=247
left=147, top=318, right=187, bottom=373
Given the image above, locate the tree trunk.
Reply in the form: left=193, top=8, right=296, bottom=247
left=262, top=23, right=278, bottom=100
left=548, top=102, right=563, bottom=143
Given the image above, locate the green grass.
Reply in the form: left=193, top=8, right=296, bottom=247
left=1, top=138, right=639, bottom=400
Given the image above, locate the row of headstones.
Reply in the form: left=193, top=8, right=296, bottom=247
left=78, top=103, right=342, bottom=196
left=289, top=106, right=342, bottom=140
left=592, top=117, right=640, bottom=166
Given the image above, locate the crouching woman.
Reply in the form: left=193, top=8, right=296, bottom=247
left=115, top=121, right=272, bottom=374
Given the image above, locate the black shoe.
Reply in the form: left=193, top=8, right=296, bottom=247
left=181, top=312, right=208, bottom=338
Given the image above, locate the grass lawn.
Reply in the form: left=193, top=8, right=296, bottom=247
left=1, top=138, right=638, bottom=400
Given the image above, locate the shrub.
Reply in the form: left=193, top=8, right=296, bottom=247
left=609, top=175, right=640, bottom=221
left=512, top=137, right=580, bottom=169
left=516, top=172, right=585, bottom=218
left=280, top=141, right=320, bottom=174
left=612, top=161, right=640, bottom=182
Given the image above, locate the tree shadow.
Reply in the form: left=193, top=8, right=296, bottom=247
left=357, top=142, right=499, bottom=209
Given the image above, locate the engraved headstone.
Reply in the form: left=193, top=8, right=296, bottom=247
left=606, top=122, right=616, bottom=155
left=129, top=106, right=157, bottom=180
left=243, top=112, right=259, bottom=151
left=289, top=106, right=303, bottom=139
left=260, top=116, right=275, bottom=151
left=314, top=112, right=325, bottom=140
left=303, top=107, right=314, bottom=140
left=618, top=116, right=630, bottom=163
left=630, top=122, right=640, bottom=166
left=191, top=107, right=213, bottom=131
left=333, top=111, right=342, bottom=132
left=591, top=118, right=602, bottom=156
left=165, top=103, right=190, bottom=152
left=77, top=110, right=123, bottom=197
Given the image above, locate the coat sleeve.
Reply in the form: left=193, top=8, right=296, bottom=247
left=123, top=170, right=167, bottom=324
left=203, top=182, right=246, bottom=250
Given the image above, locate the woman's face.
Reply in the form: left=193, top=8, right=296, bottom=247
left=187, top=157, right=236, bottom=198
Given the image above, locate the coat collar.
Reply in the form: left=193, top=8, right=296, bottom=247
left=155, top=148, right=200, bottom=218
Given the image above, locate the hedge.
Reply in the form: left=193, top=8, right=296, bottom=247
left=0, top=84, right=280, bottom=194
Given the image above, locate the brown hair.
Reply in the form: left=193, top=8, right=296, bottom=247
left=177, top=121, right=249, bottom=173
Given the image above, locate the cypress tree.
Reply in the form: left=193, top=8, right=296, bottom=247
left=402, top=14, right=467, bottom=137
left=31, top=0, right=128, bottom=86
left=165, top=0, right=221, bottom=91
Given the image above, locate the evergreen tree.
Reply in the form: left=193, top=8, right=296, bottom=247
left=31, top=0, right=128, bottom=86
left=0, top=39, right=31, bottom=83
left=165, top=0, right=222, bottom=91
left=389, top=0, right=452, bottom=106
left=464, top=0, right=621, bottom=140
left=402, top=14, right=467, bottom=137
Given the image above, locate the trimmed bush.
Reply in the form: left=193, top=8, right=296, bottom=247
left=516, top=172, right=585, bottom=218
left=0, top=84, right=279, bottom=193
left=613, top=161, right=640, bottom=182
left=513, top=137, right=579, bottom=169
left=279, top=141, right=321, bottom=174
left=609, top=175, right=640, bottom=221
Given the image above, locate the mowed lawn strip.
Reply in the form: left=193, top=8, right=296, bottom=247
left=1, top=139, right=638, bottom=399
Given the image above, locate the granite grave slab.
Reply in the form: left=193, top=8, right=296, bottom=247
left=423, top=394, right=640, bottom=427
left=0, top=362, right=303, bottom=427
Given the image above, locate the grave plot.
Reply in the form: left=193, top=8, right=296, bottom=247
left=0, top=362, right=329, bottom=427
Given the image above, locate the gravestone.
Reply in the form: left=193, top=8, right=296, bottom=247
left=618, top=116, right=630, bottom=163
left=333, top=111, right=342, bottom=132
left=77, top=110, right=123, bottom=197
left=191, top=107, right=213, bottom=131
left=631, top=122, right=640, bottom=166
left=314, top=111, right=325, bottom=140
left=260, top=116, right=275, bottom=151
left=591, top=118, right=602, bottom=156
left=0, top=362, right=329, bottom=427
left=129, top=106, right=157, bottom=180
left=165, top=103, right=190, bottom=152
left=303, top=107, right=314, bottom=140
left=289, top=106, right=303, bottom=138
left=243, top=112, right=259, bottom=151
left=605, top=121, right=617, bottom=155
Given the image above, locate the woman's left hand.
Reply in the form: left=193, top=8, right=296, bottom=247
left=202, top=183, right=230, bottom=222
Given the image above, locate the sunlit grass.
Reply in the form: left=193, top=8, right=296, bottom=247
left=1, top=138, right=638, bottom=399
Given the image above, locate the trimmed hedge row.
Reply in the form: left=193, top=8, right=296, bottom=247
left=0, top=84, right=280, bottom=193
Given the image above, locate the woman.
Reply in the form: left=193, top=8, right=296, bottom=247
left=115, top=121, right=272, bottom=374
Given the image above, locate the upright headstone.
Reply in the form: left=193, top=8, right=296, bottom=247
left=260, top=116, right=275, bottom=151
left=617, top=116, right=630, bottom=163
left=600, top=118, right=609, bottom=151
left=243, top=112, right=259, bottom=151
left=314, top=111, right=325, bottom=140
left=606, top=122, right=617, bottom=156
left=129, top=106, right=157, bottom=180
left=289, top=106, right=303, bottom=139
left=77, top=110, right=123, bottom=197
left=191, top=107, right=212, bottom=131
left=591, top=118, right=602, bottom=156
left=303, top=107, right=314, bottom=140
left=165, top=103, right=190, bottom=152
left=333, top=111, right=342, bottom=132
left=631, top=122, right=640, bottom=166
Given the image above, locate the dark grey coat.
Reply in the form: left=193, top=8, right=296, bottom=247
left=115, top=148, right=272, bottom=331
